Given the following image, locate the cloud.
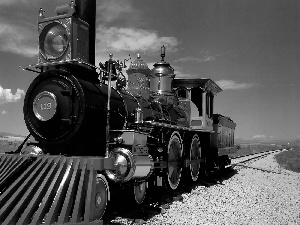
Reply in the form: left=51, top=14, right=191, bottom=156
left=169, top=65, right=194, bottom=78
left=97, top=0, right=140, bottom=25
left=174, top=51, right=231, bottom=63
left=175, top=56, right=215, bottom=63
left=0, top=0, right=65, bottom=6
left=253, top=135, right=266, bottom=139
left=0, top=22, right=37, bottom=57
left=2, top=110, right=7, bottom=115
left=96, top=25, right=178, bottom=55
left=0, top=0, right=24, bottom=5
left=0, top=85, right=25, bottom=104
left=216, top=80, right=256, bottom=90
left=253, top=135, right=275, bottom=140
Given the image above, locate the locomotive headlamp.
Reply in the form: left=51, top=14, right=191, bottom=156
left=39, top=22, right=69, bottom=60
left=106, top=148, right=153, bottom=183
left=38, top=2, right=89, bottom=64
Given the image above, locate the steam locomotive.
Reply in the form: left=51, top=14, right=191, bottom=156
left=1, top=1, right=237, bottom=222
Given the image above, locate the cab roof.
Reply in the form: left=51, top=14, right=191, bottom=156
left=173, top=78, right=222, bottom=95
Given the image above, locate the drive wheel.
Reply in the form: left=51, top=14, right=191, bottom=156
left=167, top=131, right=183, bottom=190
left=134, top=181, right=147, bottom=204
left=189, top=134, right=201, bottom=182
left=93, top=174, right=109, bottom=220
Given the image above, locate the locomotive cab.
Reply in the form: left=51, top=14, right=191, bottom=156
left=173, top=78, right=238, bottom=160
left=173, top=78, right=222, bottom=131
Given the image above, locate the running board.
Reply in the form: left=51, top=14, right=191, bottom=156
left=0, top=154, right=114, bottom=225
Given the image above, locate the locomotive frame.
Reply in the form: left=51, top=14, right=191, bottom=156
left=0, top=1, right=238, bottom=223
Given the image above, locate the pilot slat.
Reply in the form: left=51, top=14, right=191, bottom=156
left=16, top=157, right=59, bottom=225
left=70, top=159, right=88, bottom=223
left=57, top=160, right=81, bottom=224
left=45, top=159, right=74, bottom=224
left=0, top=155, right=29, bottom=187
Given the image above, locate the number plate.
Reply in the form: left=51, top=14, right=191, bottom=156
left=33, top=91, right=57, bottom=121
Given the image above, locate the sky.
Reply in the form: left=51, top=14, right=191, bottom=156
left=0, top=0, right=300, bottom=141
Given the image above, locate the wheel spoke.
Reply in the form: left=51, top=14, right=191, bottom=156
left=169, top=148, right=175, bottom=160
left=168, top=166, right=175, bottom=177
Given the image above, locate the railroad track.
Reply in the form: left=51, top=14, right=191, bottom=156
left=230, top=148, right=288, bottom=165
left=229, top=148, right=293, bottom=176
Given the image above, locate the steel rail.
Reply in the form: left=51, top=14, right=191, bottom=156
left=230, top=148, right=289, bottom=166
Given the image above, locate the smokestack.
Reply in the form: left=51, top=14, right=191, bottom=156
left=75, top=0, right=96, bottom=65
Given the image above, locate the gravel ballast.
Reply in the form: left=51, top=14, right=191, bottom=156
left=145, top=152, right=300, bottom=225
left=109, top=152, right=300, bottom=224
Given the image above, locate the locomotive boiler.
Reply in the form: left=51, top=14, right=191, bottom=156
left=0, top=1, right=238, bottom=223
